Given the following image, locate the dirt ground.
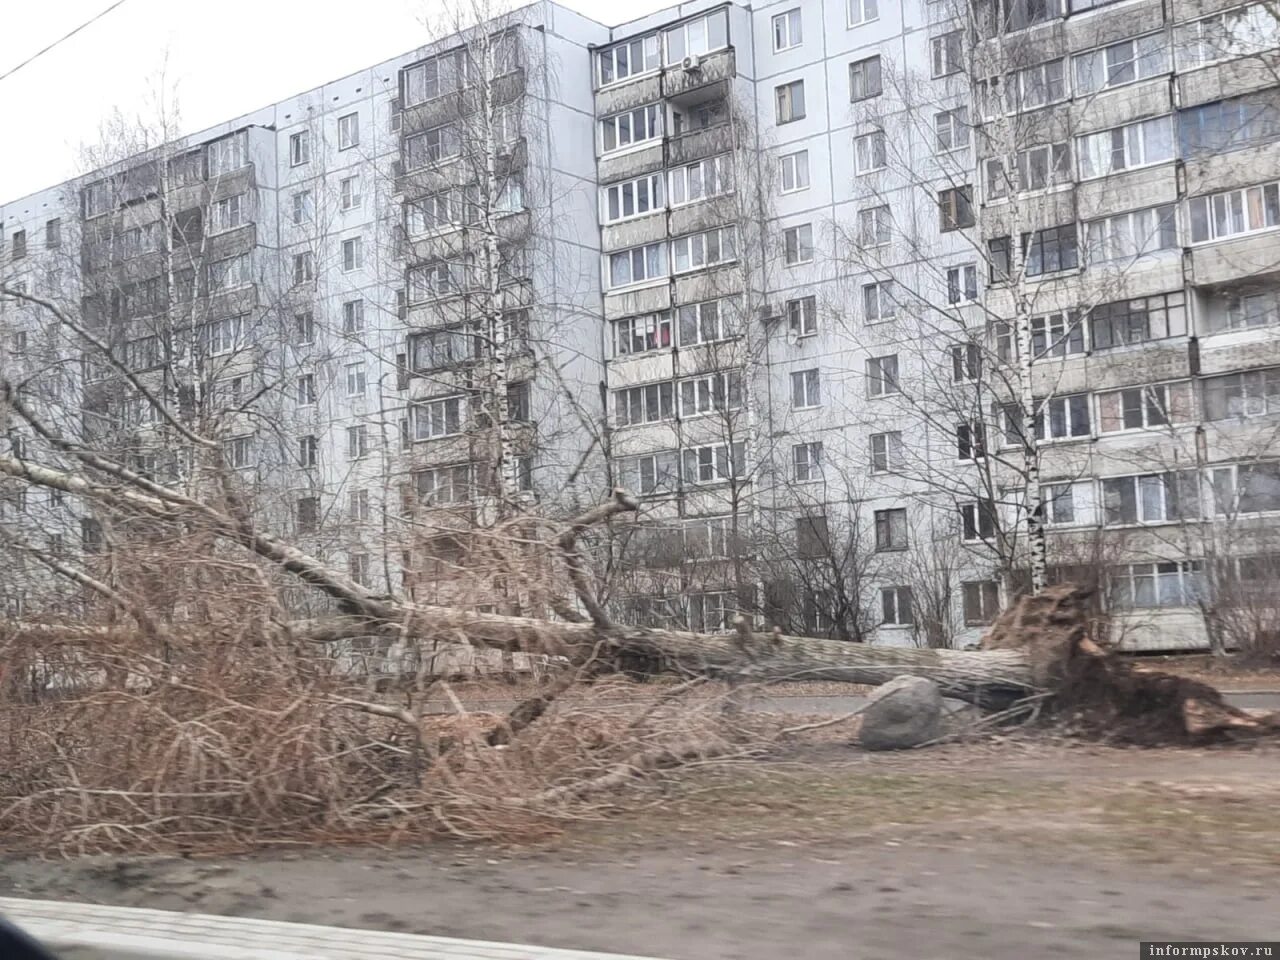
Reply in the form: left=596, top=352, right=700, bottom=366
left=4, top=739, right=1278, bottom=960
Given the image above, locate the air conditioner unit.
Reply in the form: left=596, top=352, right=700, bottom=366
left=682, top=53, right=702, bottom=73
left=755, top=303, right=776, bottom=325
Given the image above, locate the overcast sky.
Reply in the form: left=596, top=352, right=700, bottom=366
left=1, top=0, right=667, bottom=203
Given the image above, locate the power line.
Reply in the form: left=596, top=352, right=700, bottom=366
left=0, top=0, right=132, bottom=85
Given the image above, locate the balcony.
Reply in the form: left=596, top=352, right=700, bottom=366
left=400, top=70, right=526, bottom=137
left=661, top=48, right=735, bottom=100
left=667, top=120, right=734, bottom=167
left=1189, top=232, right=1280, bottom=288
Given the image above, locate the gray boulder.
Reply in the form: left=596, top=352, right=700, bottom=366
left=858, top=675, right=943, bottom=750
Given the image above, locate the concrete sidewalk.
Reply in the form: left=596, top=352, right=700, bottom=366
left=0, top=897, right=671, bottom=960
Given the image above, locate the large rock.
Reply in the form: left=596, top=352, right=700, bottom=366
left=858, top=675, right=943, bottom=750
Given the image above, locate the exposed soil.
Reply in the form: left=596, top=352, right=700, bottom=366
left=4, top=741, right=1278, bottom=960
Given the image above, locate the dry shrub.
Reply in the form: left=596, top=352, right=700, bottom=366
left=0, top=629, right=770, bottom=855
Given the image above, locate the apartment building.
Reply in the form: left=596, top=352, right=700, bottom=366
left=2, top=0, right=1279, bottom=650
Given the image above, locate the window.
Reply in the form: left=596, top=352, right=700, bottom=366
left=1078, top=117, right=1175, bottom=178
left=988, top=143, right=1072, bottom=197
left=950, top=342, right=981, bottom=382
left=341, top=299, right=365, bottom=335
left=210, top=193, right=245, bottom=232
left=44, top=218, right=60, bottom=248
left=1216, top=290, right=1280, bottom=333
left=299, top=434, right=318, bottom=467
left=881, top=586, right=914, bottom=626
left=776, top=80, right=806, bottom=124
left=932, top=31, right=963, bottom=77
left=686, top=515, right=735, bottom=559
left=415, top=464, right=476, bottom=507
left=200, top=315, right=242, bottom=356
left=863, top=280, right=896, bottom=323
left=947, top=264, right=978, bottom=304
left=347, top=553, right=370, bottom=587
left=347, top=424, right=369, bottom=460
left=296, top=497, right=320, bottom=533
left=603, top=173, right=665, bottom=222
left=345, top=362, right=367, bottom=397
left=773, top=8, right=802, bottom=50
left=1090, top=292, right=1186, bottom=350
left=1030, top=312, right=1085, bottom=358
left=407, top=192, right=455, bottom=234
left=1023, top=225, right=1078, bottom=276
left=291, top=190, right=313, bottom=225
left=297, top=373, right=316, bottom=405
left=1085, top=204, right=1178, bottom=262
left=935, top=108, right=969, bottom=152
left=403, top=50, right=466, bottom=105
left=1177, top=5, right=1280, bottom=69
left=1202, top=367, right=1280, bottom=420
left=208, top=132, right=247, bottom=176
left=791, top=368, right=821, bottom=408
left=608, top=242, right=667, bottom=288
left=615, top=311, right=672, bottom=354
left=849, top=56, right=882, bottom=100
left=342, top=237, right=363, bottom=272
left=1182, top=94, right=1280, bottom=157
left=293, top=251, right=314, bottom=284
left=409, top=259, right=469, bottom=300
left=679, top=371, right=743, bottom=416
left=615, top=450, right=678, bottom=495
left=866, top=354, right=899, bottom=396
left=779, top=150, right=810, bottom=193
left=963, top=581, right=1001, bottom=625
left=1210, top=461, right=1280, bottom=515
left=1074, top=33, right=1167, bottom=96
left=614, top=381, right=675, bottom=425
left=682, top=442, right=746, bottom=484
left=1044, top=481, right=1093, bottom=526
left=1009, top=59, right=1066, bottom=110
left=875, top=508, right=908, bottom=551
left=688, top=592, right=736, bottom=633
left=662, top=9, right=729, bottom=64
left=337, top=112, right=360, bottom=150
left=677, top=300, right=730, bottom=345
left=410, top=327, right=477, bottom=370
left=600, top=104, right=661, bottom=153
left=340, top=176, right=361, bottom=210
left=1111, top=561, right=1206, bottom=609
left=669, top=155, right=731, bottom=205
left=956, top=421, right=988, bottom=460
left=988, top=236, right=1012, bottom=282
left=848, top=0, right=879, bottom=25
left=210, top=253, right=251, bottom=292
left=405, top=125, right=460, bottom=168
left=350, top=488, right=371, bottom=521
left=858, top=205, right=891, bottom=246
left=11, top=229, right=26, bottom=260
left=783, top=223, right=814, bottom=264
left=413, top=396, right=464, bottom=439
left=1034, top=393, right=1090, bottom=440
left=1098, top=382, right=1192, bottom=433
left=673, top=227, right=736, bottom=273
left=960, top=500, right=997, bottom=541
left=1189, top=180, right=1280, bottom=243
left=796, top=515, right=830, bottom=559
left=938, top=186, right=974, bottom=231
left=597, top=33, right=661, bottom=86
left=225, top=435, right=253, bottom=469
left=870, top=431, right=902, bottom=473
left=289, top=131, right=310, bottom=166
left=793, top=441, right=823, bottom=482
left=854, top=130, right=887, bottom=173
left=787, top=295, right=817, bottom=336
left=507, top=382, right=532, bottom=422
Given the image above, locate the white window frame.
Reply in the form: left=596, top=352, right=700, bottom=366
left=862, top=280, right=897, bottom=324
left=1034, top=393, right=1092, bottom=441
left=289, top=131, right=310, bottom=167
left=931, top=31, right=963, bottom=77
left=340, top=175, right=362, bottom=210
left=662, top=9, right=730, bottom=66
left=1073, top=32, right=1168, bottom=95
left=600, top=104, right=662, bottom=155
left=783, top=223, right=814, bottom=265
left=337, top=112, right=360, bottom=150
left=858, top=205, right=891, bottom=246
left=210, top=193, right=246, bottom=233
left=779, top=150, right=810, bottom=193
left=341, top=236, right=363, bottom=273
left=1109, top=561, right=1204, bottom=609
left=849, top=55, right=883, bottom=100
left=1077, top=116, right=1175, bottom=179
left=1085, top=204, right=1178, bottom=263
left=677, top=300, right=731, bottom=346
left=669, top=154, right=731, bottom=206
left=597, top=33, right=662, bottom=87
left=201, top=315, right=243, bottom=356
left=678, top=371, right=743, bottom=417
left=346, top=424, right=369, bottom=460
left=345, top=362, right=367, bottom=397
left=1189, top=181, right=1280, bottom=244
left=413, top=396, right=464, bottom=440
left=615, top=311, right=673, bottom=355
left=867, top=354, right=899, bottom=397
left=787, top=295, right=817, bottom=337
left=607, top=242, right=668, bottom=290
left=848, top=0, right=880, bottom=28
left=881, top=586, right=913, bottom=626
left=946, top=264, right=978, bottom=304
left=1030, top=311, right=1086, bottom=358
left=614, top=381, right=675, bottom=426
left=342, top=299, right=365, bottom=335
left=934, top=107, right=969, bottom=152
left=793, top=441, right=823, bottom=482
left=854, top=129, right=887, bottom=174
left=775, top=80, right=806, bottom=124
left=870, top=431, right=902, bottom=473
left=297, top=373, right=316, bottom=406
left=672, top=226, right=737, bottom=273
left=1097, top=381, right=1192, bottom=433
left=791, top=368, right=821, bottom=409
left=773, top=8, right=802, bottom=51
left=682, top=442, right=746, bottom=484
left=602, top=173, right=666, bottom=223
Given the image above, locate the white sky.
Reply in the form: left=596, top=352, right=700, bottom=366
left=0, top=0, right=668, bottom=203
